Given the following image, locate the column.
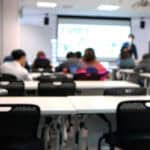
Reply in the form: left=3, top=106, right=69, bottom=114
left=2, top=0, right=20, bottom=58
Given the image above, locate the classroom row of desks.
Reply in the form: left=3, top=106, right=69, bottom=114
left=22, top=80, right=139, bottom=91
left=29, top=71, right=150, bottom=88
left=119, top=69, right=150, bottom=84
left=112, top=69, right=150, bottom=89
left=0, top=96, right=150, bottom=115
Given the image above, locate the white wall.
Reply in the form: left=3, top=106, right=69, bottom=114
left=131, top=18, right=150, bottom=60
left=20, top=24, right=52, bottom=64
left=20, top=15, right=57, bottom=65
left=0, top=0, right=3, bottom=62
left=2, top=0, right=20, bottom=57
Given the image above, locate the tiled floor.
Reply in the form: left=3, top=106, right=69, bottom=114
left=46, top=114, right=116, bottom=150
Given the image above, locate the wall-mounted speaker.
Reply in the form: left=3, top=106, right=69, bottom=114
left=140, top=20, right=145, bottom=29
left=44, top=14, right=49, bottom=26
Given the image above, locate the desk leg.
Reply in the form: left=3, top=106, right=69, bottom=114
left=122, top=73, right=126, bottom=81
left=144, top=78, right=148, bottom=88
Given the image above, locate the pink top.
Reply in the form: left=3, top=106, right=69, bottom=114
left=77, top=60, right=109, bottom=80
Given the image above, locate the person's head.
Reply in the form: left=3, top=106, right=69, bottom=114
left=11, top=49, right=26, bottom=66
left=128, top=34, right=135, bottom=43
left=37, top=51, right=46, bottom=59
left=75, top=51, right=82, bottom=59
left=83, top=48, right=96, bottom=62
left=66, top=52, right=75, bottom=59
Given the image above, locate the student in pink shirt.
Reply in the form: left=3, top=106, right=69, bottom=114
left=76, top=48, right=109, bottom=80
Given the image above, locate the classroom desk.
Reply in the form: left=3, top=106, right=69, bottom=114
left=119, top=69, right=135, bottom=80
left=75, top=81, right=139, bottom=89
left=0, top=96, right=150, bottom=115
left=140, top=73, right=150, bottom=88
left=24, top=80, right=139, bottom=91
left=119, top=69, right=135, bottom=74
left=69, top=96, right=150, bottom=114
left=0, top=89, right=7, bottom=96
left=0, top=97, right=76, bottom=115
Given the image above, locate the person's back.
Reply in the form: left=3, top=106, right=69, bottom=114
left=119, top=49, right=135, bottom=69
left=120, top=58, right=135, bottom=69
left=56, top=52, right=81, bottom=73
left=0, top=50, right=31, bottom=81
left=33, top=58, right=50, bottom=69
left=32, top=51, right=52, bottom=70
left=81, top=60, right=107, bottom=74
left=77, top=48, right=109, bottom=80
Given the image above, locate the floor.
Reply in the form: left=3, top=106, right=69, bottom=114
left=44, top=114, right=116, bottom=150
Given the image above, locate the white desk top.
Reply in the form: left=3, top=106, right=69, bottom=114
left=75, top=81, right=139, bottom=89
left=69, top=96, right=150, bottom=114
left=0, top=97, right=76, bottom=115
left=140, top=73, right=150, bottom=78
left=0, top=96, right=150, bottom=115
left=24, top=81, right=139, bottom=91
left=119, top=69, right=135, bottom=74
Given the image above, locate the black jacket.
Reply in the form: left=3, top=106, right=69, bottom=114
left=121, top=42, right=138, bottom=60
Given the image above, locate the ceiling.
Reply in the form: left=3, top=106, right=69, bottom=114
left=20, top=0, right=150, bottom=25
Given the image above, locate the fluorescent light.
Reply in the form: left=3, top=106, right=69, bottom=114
left=97, top=5, right=120, bottom=11
left=37, top=2, right=57, bottom=8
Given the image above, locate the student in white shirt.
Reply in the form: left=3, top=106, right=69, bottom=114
left=0, top=49, right=32, bottom=81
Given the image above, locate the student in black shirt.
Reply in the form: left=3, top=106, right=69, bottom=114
left=32, top=51, right=52, bottom=71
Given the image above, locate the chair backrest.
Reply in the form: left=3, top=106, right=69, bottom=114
left=104, top=88, right=147, bottom=96
left=117, top=101, right=150, bottom=149
left=0, top=104, right=40, bottom=141
left=74, top=73, right=101, bottom=80
left=0, top=81, right=25, bottom=96
left=37, top=73, right=73, bottom=82
left=0, top=74, right=17, bottom=82
left=38, top=80, right=76, bottom=96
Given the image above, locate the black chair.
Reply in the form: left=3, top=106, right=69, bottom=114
left=37, top=73, right=73, bottom=82
left=98, top=88, right=147, bottom=150
left=0, top=74, right=17, bottom=82
left=0, top=81, right=25, bottom=96
left=0, top=104, right=44, bottom=150
left=116, top=101, right=150, bottom=150
left=104, top=88, right=147, bottom=96
left=32, top=68, right=52, bottom=73
left=74, top=73, right=101, bottom=80
left=38, top=80, right=76, bottom=96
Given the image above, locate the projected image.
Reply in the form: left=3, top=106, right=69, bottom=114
left=57, top=21, right=130, bottom=59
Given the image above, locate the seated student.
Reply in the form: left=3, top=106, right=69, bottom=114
left=77, top=48, right=109, bottom=80
left=135, top=53, right=150, bottom=72
left=0, top=49, right=32, bottom=80
left=32, top=51, right=52, bottom=71
left=3, top=55, right=31, bottom=71
left=119, top=48, right=135, bottom=69
left=56, top=52, right=81, bottom=73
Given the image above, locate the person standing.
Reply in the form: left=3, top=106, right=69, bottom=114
left=121, top=34, right=138, bottom=60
